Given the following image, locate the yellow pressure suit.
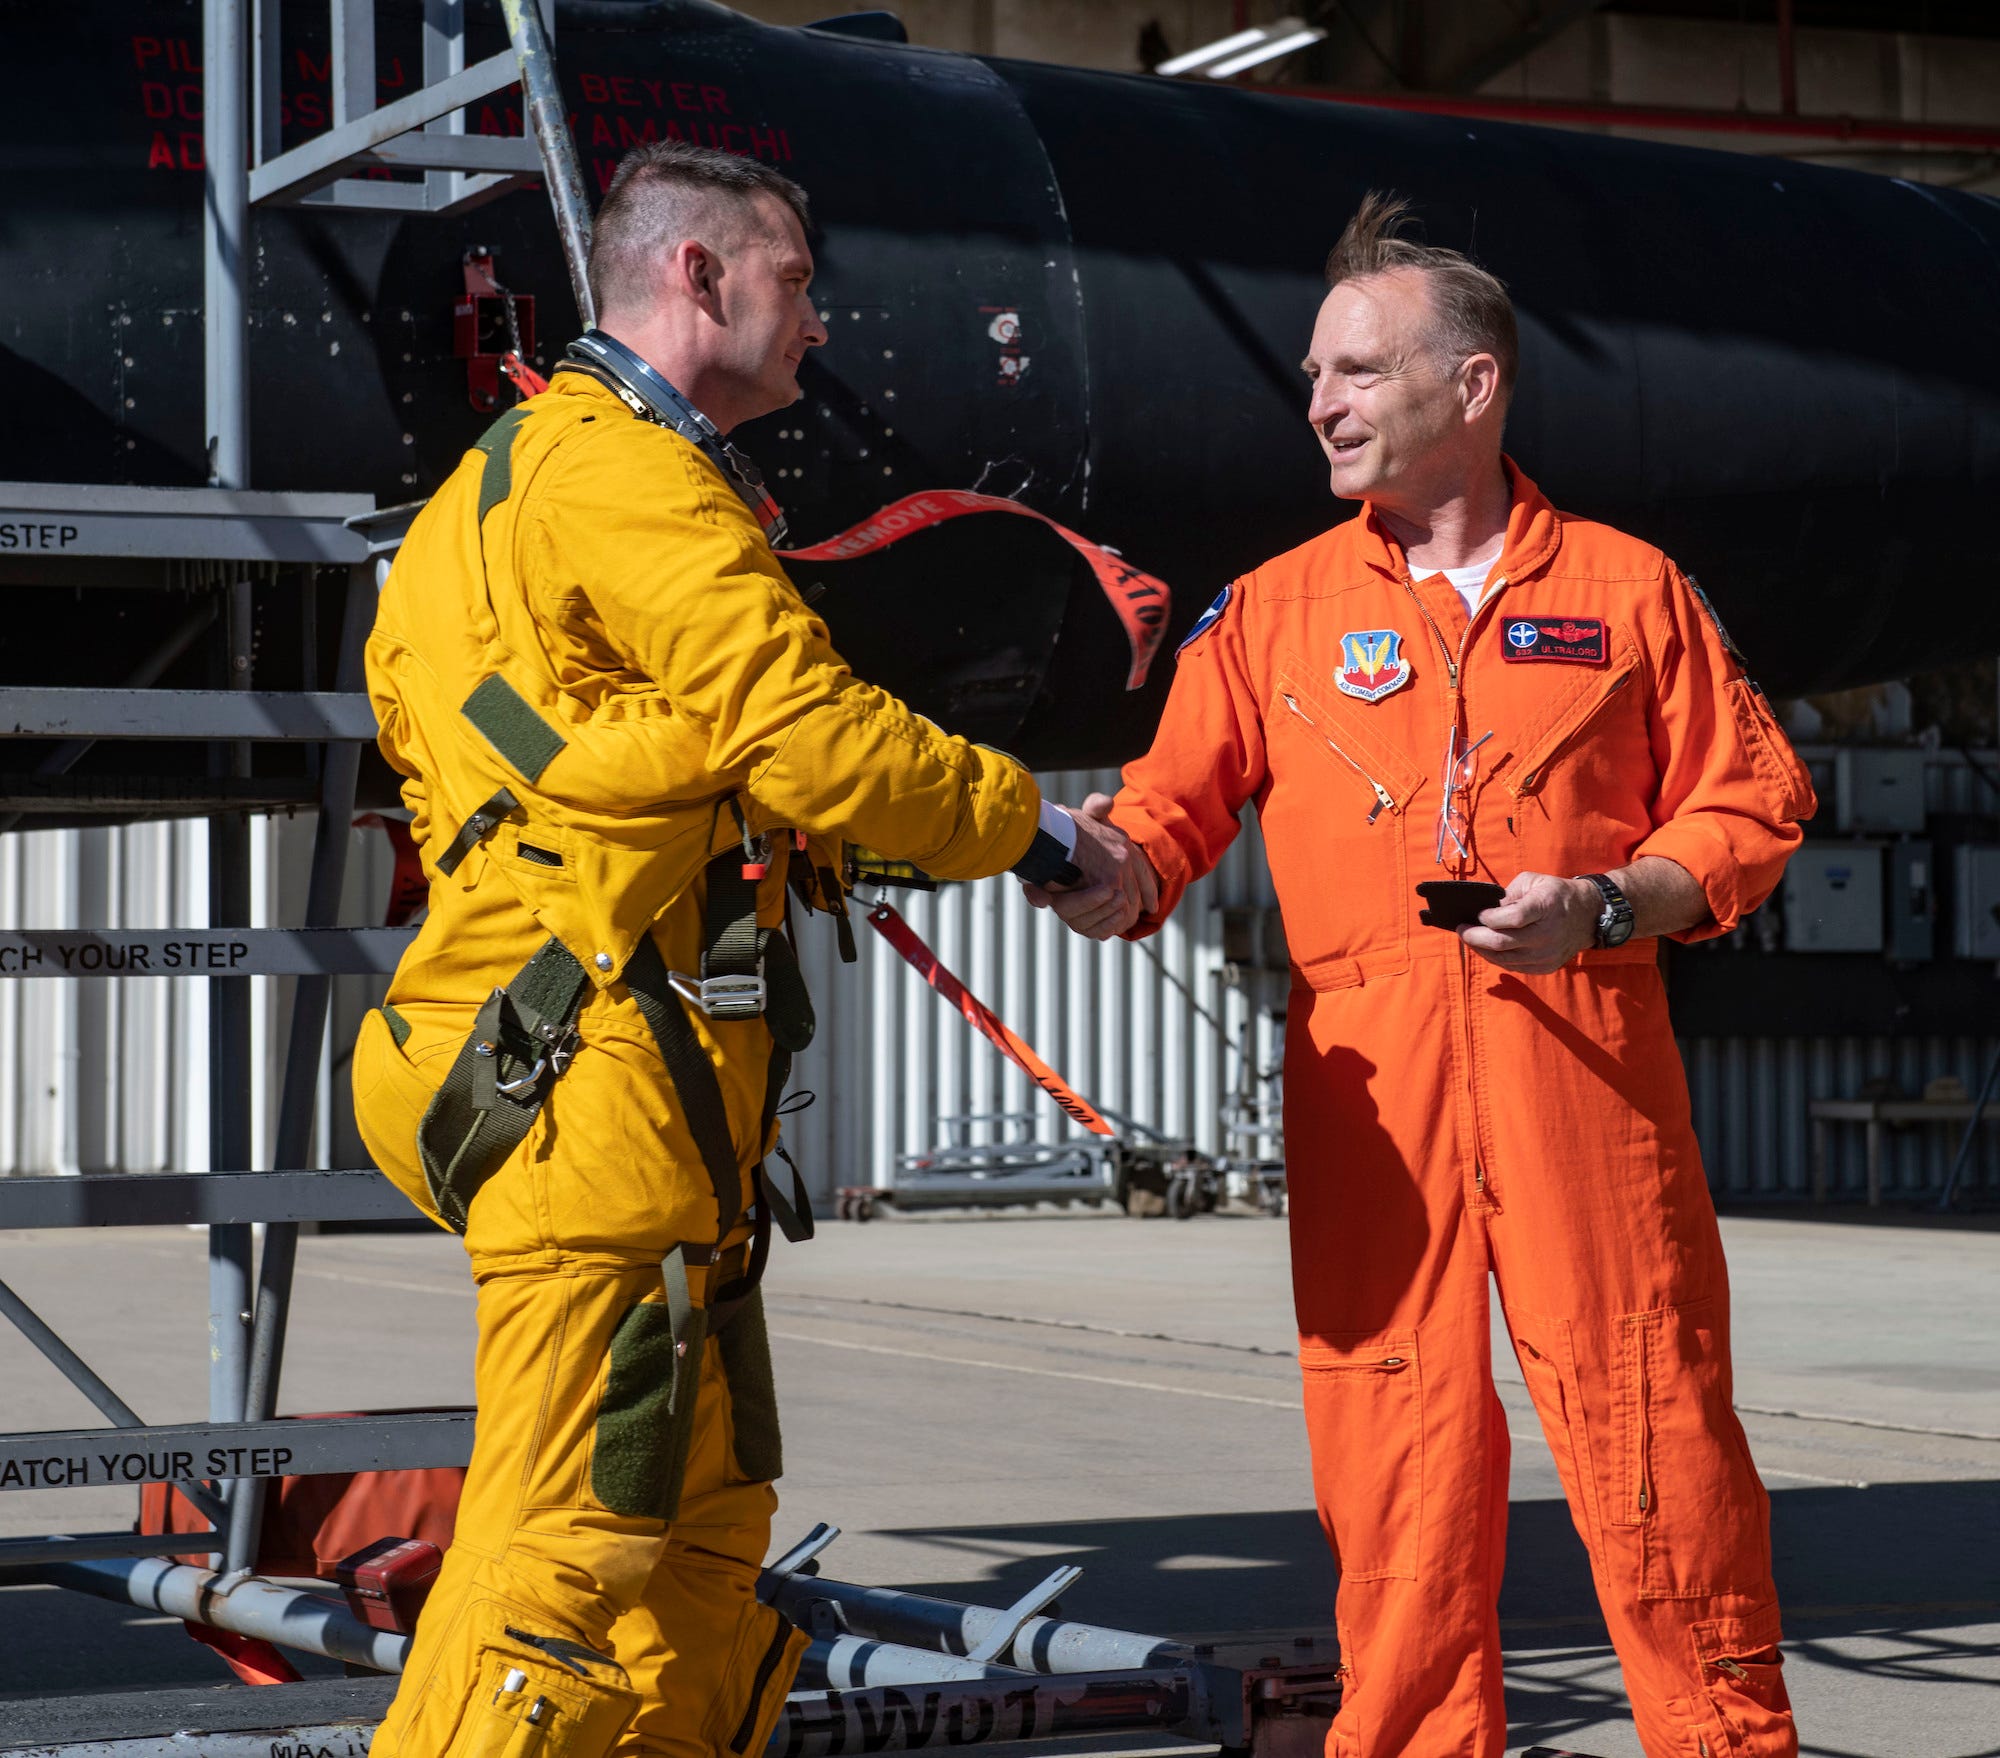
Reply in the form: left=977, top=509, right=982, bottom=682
left=352, top=369, right=1039, bottom=1756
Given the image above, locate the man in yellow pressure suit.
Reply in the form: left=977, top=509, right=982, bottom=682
left=351, top=141, right=1155, bottom=1756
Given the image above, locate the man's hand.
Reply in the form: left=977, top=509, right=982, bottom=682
left=1458, top=870, right=1600, bottom=974
left=1023, top=792, right=1160, bottom=940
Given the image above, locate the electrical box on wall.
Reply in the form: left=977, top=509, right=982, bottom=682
left=1783, top=845, right=1883, bottom=952
left=1833, top=748, right=1927, bottom=834
left=1886, top=840, right=1936, bottom=962
left=1953, top=846, right=2000, bottom=959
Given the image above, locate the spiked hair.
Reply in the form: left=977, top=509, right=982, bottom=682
left=1325, top=191, right=1518, bottom=396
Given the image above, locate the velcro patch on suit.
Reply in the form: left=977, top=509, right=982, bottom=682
left=1502, top=616, right=1607, bottom=665
left=1336, top=629, right=1413, bottom=702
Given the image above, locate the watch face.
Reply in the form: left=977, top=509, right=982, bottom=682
left=1602, top=911, right=1635, bottom=946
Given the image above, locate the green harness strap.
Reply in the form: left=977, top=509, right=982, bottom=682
left=623, top=927, right=746, bottom=1240
left=415, top=936, right=591, bottom=1234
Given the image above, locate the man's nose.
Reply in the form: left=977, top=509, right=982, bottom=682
left=1309, top=383, right=1345, bottom=428
left=803, top=305, right=829, bottom=348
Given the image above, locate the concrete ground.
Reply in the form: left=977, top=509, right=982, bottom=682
left=0, top=1208, right=1994, bottom=1756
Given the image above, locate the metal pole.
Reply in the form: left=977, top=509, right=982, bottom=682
left=36, top=1555, right=409, bottom=1674
left=1936, top=1042, right=2000, bottom=1212
left=204, top=0, right=254, bottom=1571
left=762, top=1574, right=1180, bottom=1675
left=203, top=0, right=249, bottom=487
left=223, top=568, right=374, bottom=1575
left=207, top=577, right=256, bottom=1567
left=500, top=0, right=596, bottom=329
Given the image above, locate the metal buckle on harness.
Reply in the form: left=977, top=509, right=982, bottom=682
left=668, top=969, right=767, bottom=1020
left=494, top=1022, right=581, bottom=1101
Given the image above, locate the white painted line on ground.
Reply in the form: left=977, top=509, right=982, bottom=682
left=1733, top=1401, right=2000, bottom=1445
left=770, top=1292, right=1295, bottom=1358
left=772, top=1328, right=1544, bottom=1446
left=770, top=1329, right=1306, bottom=1409
left=1755, top=1464, right=1871, bottom=1488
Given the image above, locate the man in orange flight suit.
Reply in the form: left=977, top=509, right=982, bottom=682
left=1033, top=194, right=1815, bottom=1756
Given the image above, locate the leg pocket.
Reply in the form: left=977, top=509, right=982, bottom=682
left=449, top=1640, right=639, bottom=1758
left=1299, top=1329, right=1423, bottom=1583
left=718, top=1290, right=783, bottom=1485
left=591, top=1293, right=709, bottom=1523
left=396, top=1596, right=639, bottom=1758
left=1688, top=1604, right=1793, bottom=1757
left=1611, top=1299, right=1771, bottom=1600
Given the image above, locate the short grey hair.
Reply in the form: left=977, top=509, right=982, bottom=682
left=1325, top=190, right=1518, bottom=396
left=587, top=141, right=811, bottom=316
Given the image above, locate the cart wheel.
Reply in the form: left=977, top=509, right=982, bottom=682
left=855, top=1194, right=875, bottom=1223
left=834, top=1192, right=854, bottom=1221
left=1165, top=1171, right=1197, bottom=1220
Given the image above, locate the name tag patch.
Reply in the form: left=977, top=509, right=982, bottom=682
left=1502, top=616, right=1607, bottom=665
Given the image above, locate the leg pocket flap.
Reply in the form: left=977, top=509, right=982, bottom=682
left=1299, top=1329, right=1423, bottom=1583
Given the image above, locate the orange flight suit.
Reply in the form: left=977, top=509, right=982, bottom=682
left=1113, top=462, right=1813, bottom=1758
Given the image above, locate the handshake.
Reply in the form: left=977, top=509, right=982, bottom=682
left=1022, top=792, right=1161, bottom=940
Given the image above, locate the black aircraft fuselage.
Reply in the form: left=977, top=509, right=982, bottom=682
left=6, top=0, right=2000, bottom=773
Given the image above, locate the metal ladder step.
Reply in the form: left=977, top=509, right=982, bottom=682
left=0, top=775, right=322, bottom=816
left=0, top=688, right=377, bottom=741
left=0, top=1411, right=476, bottom=1500
left=0, top=1170, right=409, bottom=1229
left=0, top=928, right=416, bottom=977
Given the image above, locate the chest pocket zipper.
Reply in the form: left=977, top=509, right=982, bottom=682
left=1508, top=661, right=1637, bottom=798
left=1281, top=693, right=1398, bottom=822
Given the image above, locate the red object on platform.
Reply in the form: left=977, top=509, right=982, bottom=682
left=333, top=1535, right=444, bottom=1634
left=137, top=1412, right=465, bottom=1576
left=182, top=1621, right=304, bottom=1687
left=135, top=1417, right=465, bottom=1684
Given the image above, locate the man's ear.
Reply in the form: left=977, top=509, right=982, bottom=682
left=674, top=240, right=724, bottom=314
left=1460, top=352, right=1501, bottom=423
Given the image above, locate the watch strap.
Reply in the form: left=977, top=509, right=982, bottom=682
left=1581, top=872, right=1635, bottom=947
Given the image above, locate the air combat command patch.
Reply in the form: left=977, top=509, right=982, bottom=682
left=1336, top=629, right=1414, bottom=702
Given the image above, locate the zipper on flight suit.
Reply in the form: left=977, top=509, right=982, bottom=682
left=1510, top=664, right=1637, bottom=797
left=1279, top=694, right=1397, bottom=822
left=1399, top=570, right=1508, bottom=1204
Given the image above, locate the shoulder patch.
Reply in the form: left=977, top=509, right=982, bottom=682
left=1177, top=584, right=1233, bottom=657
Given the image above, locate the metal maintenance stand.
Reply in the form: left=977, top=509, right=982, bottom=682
left=0, top=486, right=473, bottom=1596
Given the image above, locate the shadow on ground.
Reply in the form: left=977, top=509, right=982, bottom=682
left=884, top=1481, right=2000, bottom=1752
left=4, top=1481, right=1995, bottom=1746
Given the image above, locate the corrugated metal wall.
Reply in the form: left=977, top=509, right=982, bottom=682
left=783, top=768, right=1287, bottom=1189
left=3, top=761, right=1996, bottom=1206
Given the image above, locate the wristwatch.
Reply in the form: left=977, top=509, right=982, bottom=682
left=1581, top=873, right=1636, bottom=948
